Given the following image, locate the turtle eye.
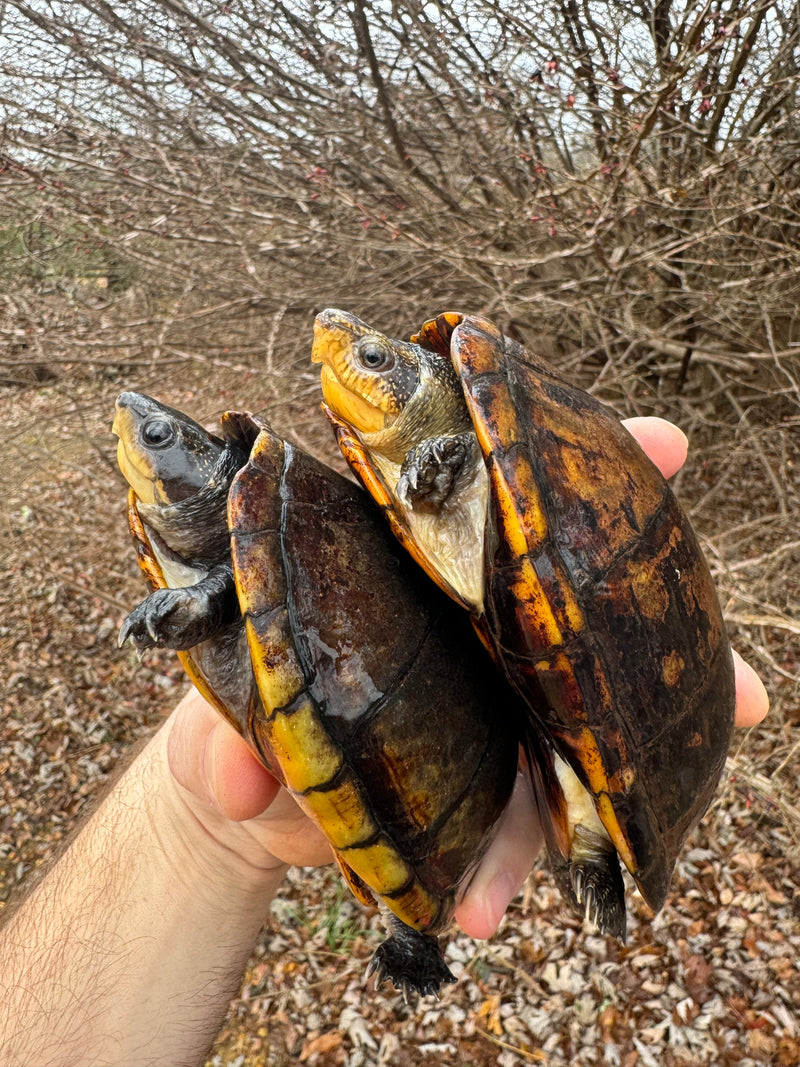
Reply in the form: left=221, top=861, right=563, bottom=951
left=357, top=340, right=395, bottom=373
left=141, top=416, right=175, bottom=449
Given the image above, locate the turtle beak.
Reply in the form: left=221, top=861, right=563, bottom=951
left=113, top=393, right=162, bottom=504
left=112, top=392, right=136, bottom=440
left=317, top=365, right=388, bottom=435
left=311, top=313, right=389, bottom=434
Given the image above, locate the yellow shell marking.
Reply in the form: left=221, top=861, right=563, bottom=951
left=490, top=455, right=585, bottom=634
left=575, top=727, right=613, bottom=796
left=595, top=793, right=638, bottom=875
left=245, top=615, right=306, bottom=711
left=300, top=777, right=379, bottom=850
left=339, top=838, right=412, bottom=896
left=510, top=557, right=564, bottom=648
left=662, top=650, right=686, bottom=688
left=265, top=696, right=343, bottom=793
left=383, top=881, right=442, bottom=931
left=489, top=460, right=536, bottom=559
left=571, top=727, right=638, bottom=874
left=494, top=451, right=549, bottom=544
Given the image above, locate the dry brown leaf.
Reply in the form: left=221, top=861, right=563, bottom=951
left=299, top=1030, right=344, bottom=1062
left=475, top=993, right=503, bottom=1036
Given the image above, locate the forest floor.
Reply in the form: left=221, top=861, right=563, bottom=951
left=1, top=293, right=798, bottom=1067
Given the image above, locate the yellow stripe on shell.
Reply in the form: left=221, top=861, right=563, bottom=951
left=488, top=457, right=584, bottom=636
left=487, top=455, right=549, bottom=554
left=594, top=792, right=638, bottom=876
left=339, top=838, right=413, bottom=897
left=299, top=775, right=379, bottom=851
left=573, top=726, right=612, bottom=797
left=244, top=614, right=306, bottom=712
left=509, top=557, right=564, bottom=648
left=572, top=727, right=639, bottom=874
left=382, top=880, right=443, bottom=932
left=262, top=695, right=343, bottom=793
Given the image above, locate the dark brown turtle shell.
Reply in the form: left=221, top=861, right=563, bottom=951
left=229, top=427, right=520, bottom=993
left=412, top=314, right=737, bottom=916
left=118, top=394, right=519, bottom=996
left=312, top=309, right=736, bottom=935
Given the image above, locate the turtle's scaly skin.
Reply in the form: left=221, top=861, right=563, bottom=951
left=312, top=310, right=736, bottom=934
left=116, top=396, right=266, bottom=741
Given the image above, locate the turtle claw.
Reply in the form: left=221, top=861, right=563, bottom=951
left=366, top=921, right=456, bottom=999
left=118, top=565, right=237, bottom=653
left=119, top=587, right=208, bottom=651
left=118, top=610, right=154, bottom=653
left=397, top=433, right=476, bottom=512
left=570, top=853, right=627, bottom=942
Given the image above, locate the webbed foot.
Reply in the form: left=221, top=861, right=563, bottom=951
left=365, top=918, right=456, bottom=1000
left=397, top=433, right=476, bottom=512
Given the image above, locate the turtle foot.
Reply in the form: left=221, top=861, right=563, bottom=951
left=571, top=856, right=627, bottom=942
left=119, top=587, right=212, bottom=651
left=397, top=433, right=476, bottom=512
left=548, top=828, right=627, bottom=941
left=568, top=824, right=627, bottom=941
left=365, top=920, right=456, bottom=1000
left=119, top=564, right=237, bottom=652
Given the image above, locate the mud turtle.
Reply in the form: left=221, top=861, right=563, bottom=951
left=115, top=391, right=519, bottom=996
left=311, top=310, right=737, bottom=939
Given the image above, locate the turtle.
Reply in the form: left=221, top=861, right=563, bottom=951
left=311, top=309, right=737, bottom=940
left=115, top=394, right=265, bottom=738
left=114, top=391, right=520, bottom=996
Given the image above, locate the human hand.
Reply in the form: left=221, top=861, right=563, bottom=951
left=166, top=687, right=333, bottom=873
left=454, top=416, right=770, bottom=938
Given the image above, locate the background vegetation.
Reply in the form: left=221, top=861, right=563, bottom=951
left=1, top=3, right=798, bottom=1064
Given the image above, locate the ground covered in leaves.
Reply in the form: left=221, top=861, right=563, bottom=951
left=1, top=326, right=798, bottom=1067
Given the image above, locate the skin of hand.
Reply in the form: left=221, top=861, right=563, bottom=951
left=172, top=416, right=769, bottom=938
left=0, top=710, right=321, bottom=1067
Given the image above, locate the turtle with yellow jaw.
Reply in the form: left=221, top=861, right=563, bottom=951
left=312, top=308, right=736, bottom=940
left=115, top=391, right=520, bottom=998
left=315, top=310, right=488, bottom=614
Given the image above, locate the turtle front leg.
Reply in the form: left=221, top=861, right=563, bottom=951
left=397, top=432, right=479, bottom=512
left=119, top=563, right=238, bottom=652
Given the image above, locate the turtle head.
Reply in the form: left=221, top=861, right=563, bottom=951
left=113, top=392, right=226, bottom=506
left=312, top=310, right=488, bottom=614
left=311, top=308, right=470, bottom=462
left=311, top=309, right=421, bottom=437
